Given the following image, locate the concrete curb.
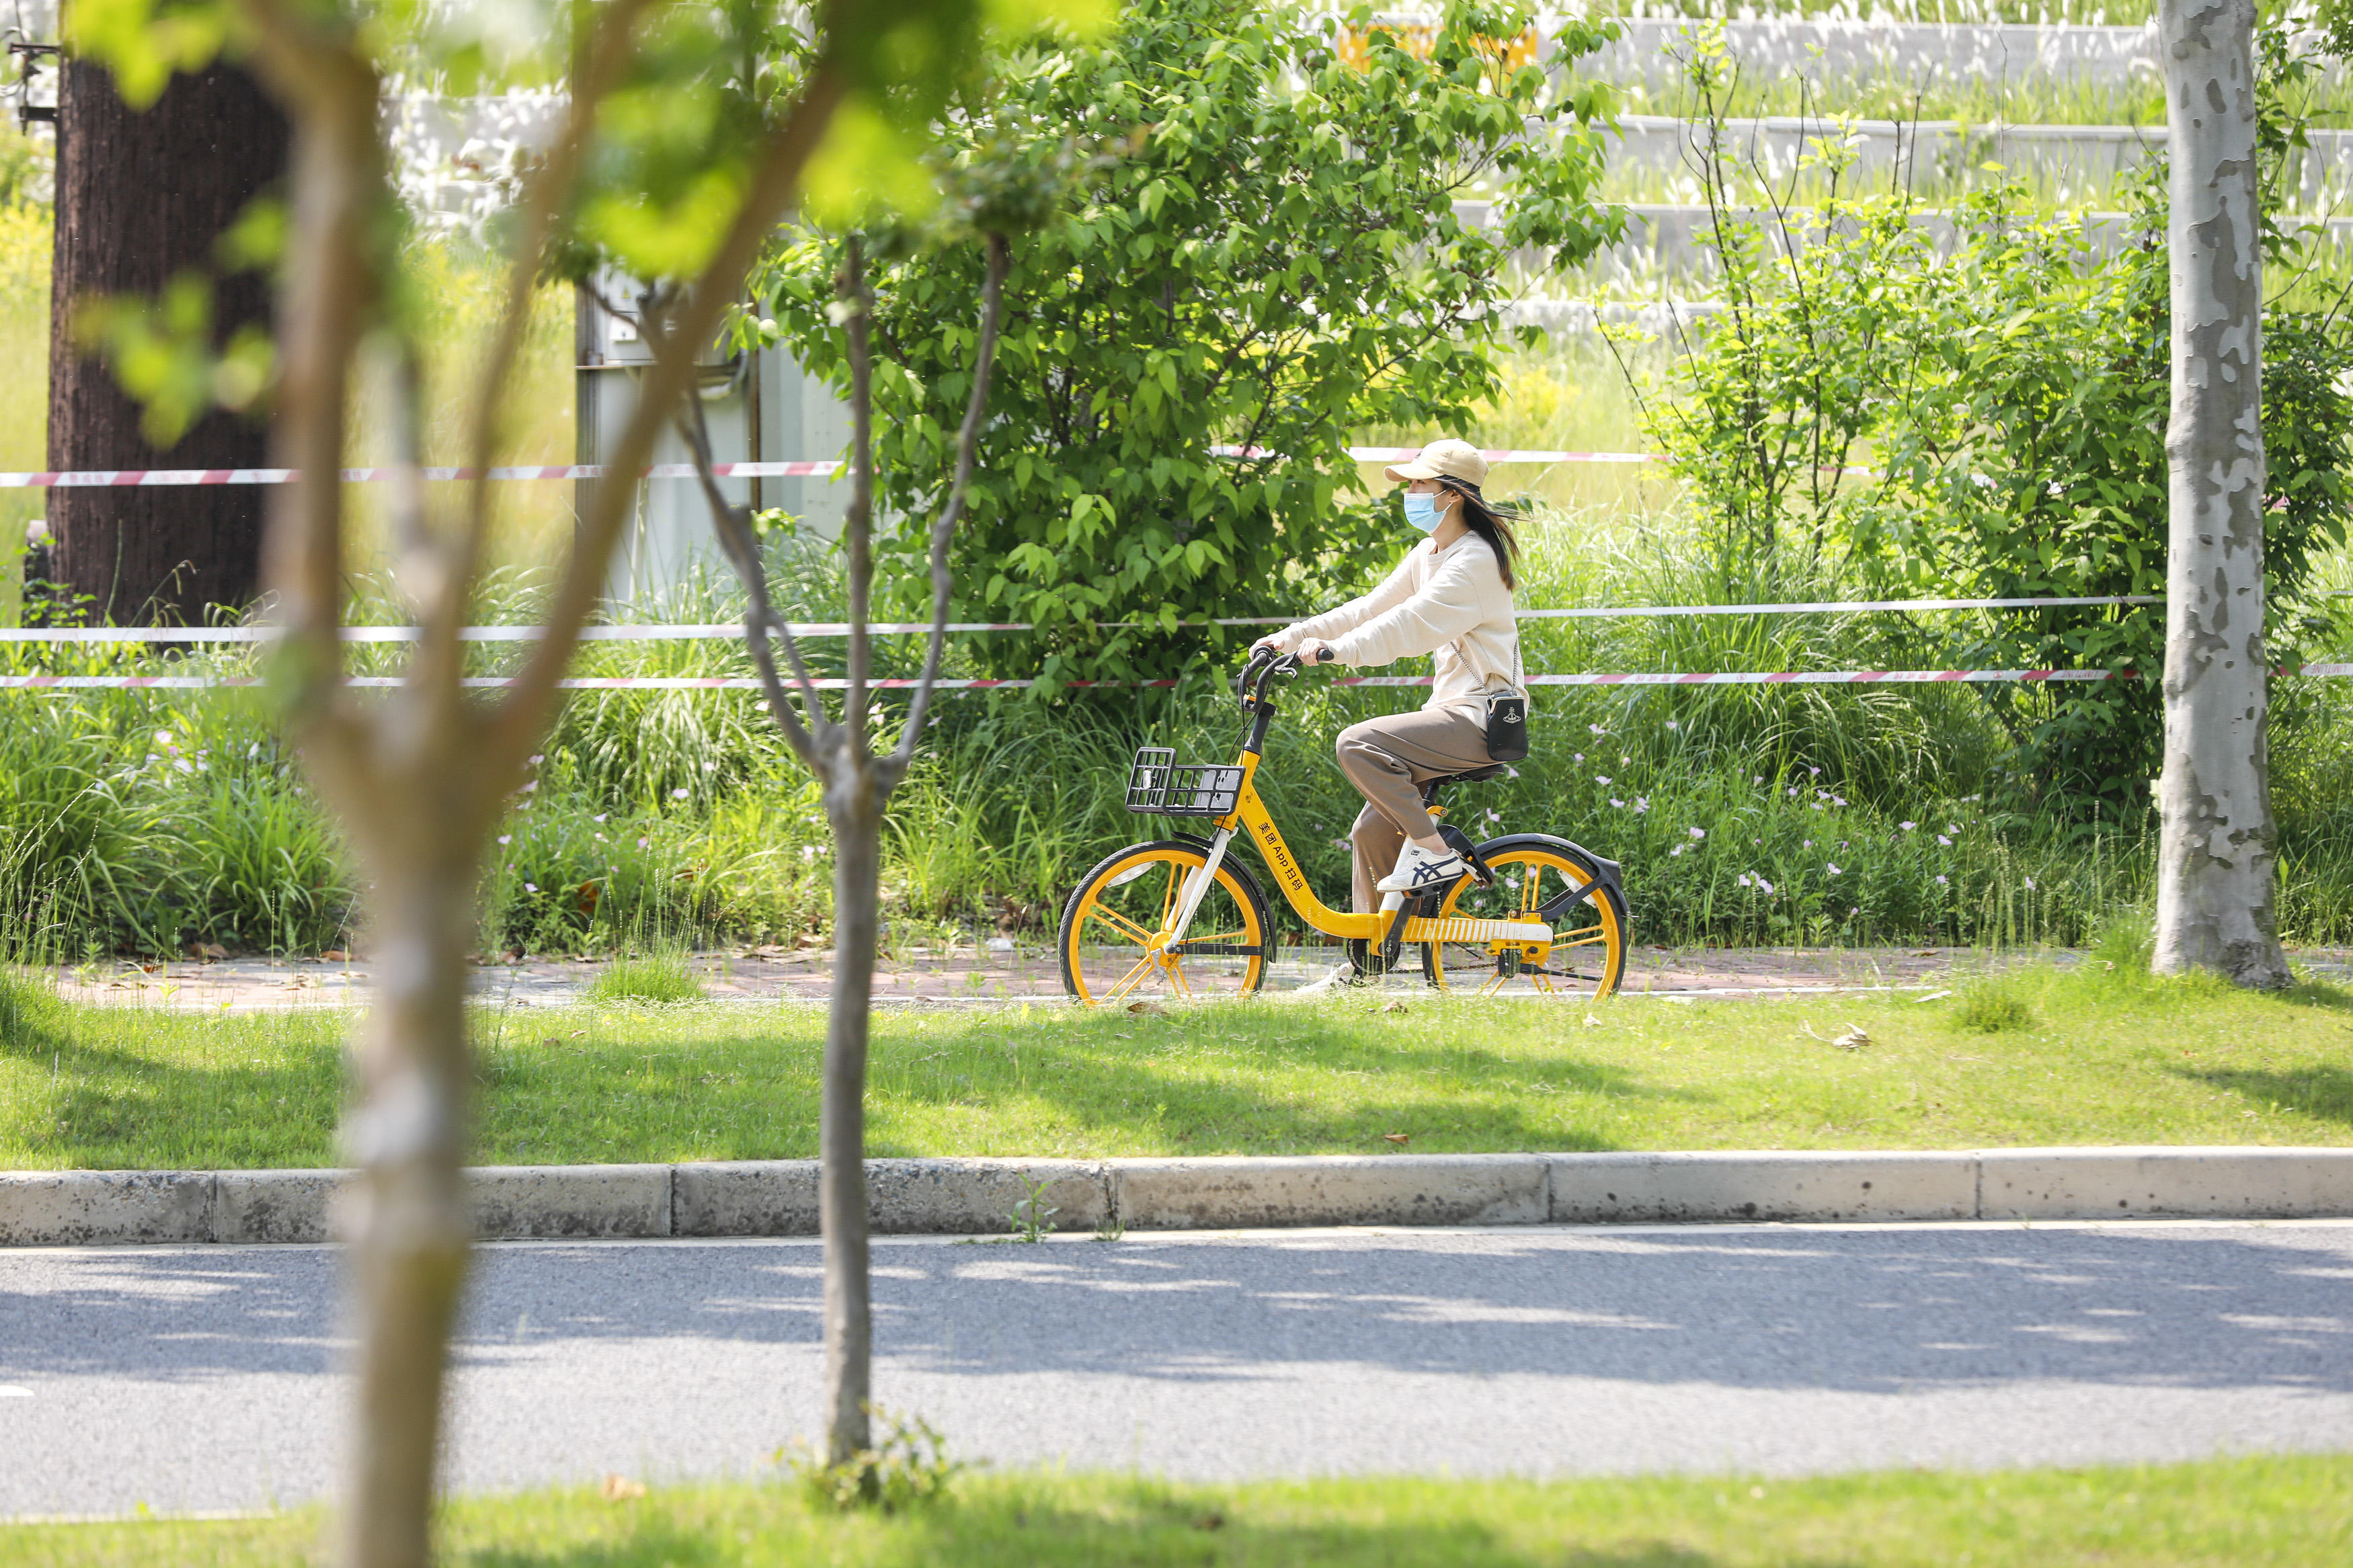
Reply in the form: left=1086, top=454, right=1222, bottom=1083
left=3, top=1148, right=2350, bottom=1247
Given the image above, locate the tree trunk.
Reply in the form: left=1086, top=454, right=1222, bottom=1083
left=46, top=57, right=288, bottom=624
left=335, top=843, right=477, bottom=1568
left=821, top=764, right=880, bottom=1464
left=2153, top=0, right=2291, bottom=989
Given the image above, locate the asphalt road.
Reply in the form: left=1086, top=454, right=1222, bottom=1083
left=3, top=1221, right=2350, bottom=1518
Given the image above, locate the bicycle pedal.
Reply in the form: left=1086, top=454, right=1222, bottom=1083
left=1437, top=824, right=1496, bottom=889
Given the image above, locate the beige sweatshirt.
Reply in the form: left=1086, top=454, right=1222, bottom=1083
left=1271, top=533, right=1525, bottom=716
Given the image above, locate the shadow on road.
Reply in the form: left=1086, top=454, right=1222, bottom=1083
left=6, top=1225, right=2347, bottom=1403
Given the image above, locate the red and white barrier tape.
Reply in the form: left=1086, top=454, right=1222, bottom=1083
left=1232, top=447, right=1660, bottom=465
left=0, top=594, right=2165, bottom=645
left=0, top=450, right=1651, bottom=489
left=0, top=621, right=1032, bottom=643
left=0, top=460, right=848, bottom=489
left=7, top=665, right=2348, bottom=692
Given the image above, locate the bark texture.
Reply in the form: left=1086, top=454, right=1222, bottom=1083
left=218, top=0, right=849, bottom=1557
left=2153, top=0, right=2291, bottom=989
left=821, top=775, right=880, bottom=1462
left=46, top=58, right=288, bottom=624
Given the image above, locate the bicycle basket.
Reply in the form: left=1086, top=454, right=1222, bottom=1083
left=1125, top=746, right=1244, bottom=817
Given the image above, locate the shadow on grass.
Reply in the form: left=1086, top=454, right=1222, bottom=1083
left=0, top=974, right=347, bottom=1168
left=468, top=1003, right=1696, bottom=1162
left=2182, top=1064, right=2353, bottom=1128
left=2, top=974, right=1696, bottom=1167
left=2282, top=977, right=2353, bottom=1013
left=858, top=1007, right=1698, bottom=1158
left=450, top=1487, right=1852, bottom=1568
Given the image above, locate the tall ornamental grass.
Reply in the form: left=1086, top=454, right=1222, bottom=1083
left=3, top=496, right=2350, bottom=957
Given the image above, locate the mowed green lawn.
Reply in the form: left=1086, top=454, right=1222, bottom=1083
left=14, top=1457, right=2351, bottom=1567
left=4, top=960, right=2351, bottom=1170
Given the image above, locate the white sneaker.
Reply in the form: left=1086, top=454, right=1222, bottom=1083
left=1376, top=841, right=1466, bottom=893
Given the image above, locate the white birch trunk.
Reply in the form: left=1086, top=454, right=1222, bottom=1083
left=2154, top=0, right=2292, bottom=989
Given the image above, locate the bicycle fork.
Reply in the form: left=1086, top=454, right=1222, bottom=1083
left=1159, top=825, right=1236, bottom=955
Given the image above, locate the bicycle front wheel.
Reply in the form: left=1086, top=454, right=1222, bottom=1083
left=1421, top=839, right=1628, bottom=1000
left=1058, top=839, right=1272, bottom=1005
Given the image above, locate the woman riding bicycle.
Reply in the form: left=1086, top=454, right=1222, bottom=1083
left=1253, top=438, right=1527, bottom=914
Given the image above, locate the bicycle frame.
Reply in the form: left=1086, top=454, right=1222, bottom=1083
left=1152, top=653, right=1555, bottom=958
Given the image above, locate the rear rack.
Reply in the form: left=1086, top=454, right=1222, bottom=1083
left=1125, top=746, right=1244, bottom=817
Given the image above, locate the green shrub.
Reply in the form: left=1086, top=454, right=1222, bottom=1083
left=585, top=951, right=705, bottom=1005
left=785, top=1409, right=961, bottom=1514
left=759, top=0, right=1625, bottom=684
left=1950, top=981, right=2036, bottom=1034
left=1637, top=32, right=2353, bottom=822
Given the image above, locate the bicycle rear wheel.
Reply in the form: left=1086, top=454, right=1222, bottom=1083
left=1421, top=838, right=1628, bottom=999
left=1058, top=839, right=1271, bottom=1004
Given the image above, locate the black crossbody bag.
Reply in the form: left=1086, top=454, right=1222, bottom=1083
left=1484, top=686, right=1528, bottom=762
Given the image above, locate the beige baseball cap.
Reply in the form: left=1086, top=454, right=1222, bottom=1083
left=1384, top=438, right=1489, bottom=489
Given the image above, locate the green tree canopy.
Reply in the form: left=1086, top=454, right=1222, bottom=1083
left=759, top=0, right=1622, bottom=688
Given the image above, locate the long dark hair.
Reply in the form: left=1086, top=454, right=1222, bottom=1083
left=1438, top=481, right=1522, bottom=591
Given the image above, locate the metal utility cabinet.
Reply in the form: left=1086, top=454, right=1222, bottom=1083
left=575, top=283, right=852, bottom=604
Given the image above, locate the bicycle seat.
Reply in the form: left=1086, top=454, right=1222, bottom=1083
left=1427, top=764, right=1507, bottom=786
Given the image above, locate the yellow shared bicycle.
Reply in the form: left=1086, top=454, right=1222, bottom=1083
left=1055, top=649, right=1630, bottom=1003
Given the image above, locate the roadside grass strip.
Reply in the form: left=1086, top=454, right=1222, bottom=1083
left=11, top=1455, right=2351, bottom=1566
left=2, top=963, right=2349, bottom=1171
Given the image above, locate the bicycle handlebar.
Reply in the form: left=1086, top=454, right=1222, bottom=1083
left=1235, top=644, right=1338, bottom=708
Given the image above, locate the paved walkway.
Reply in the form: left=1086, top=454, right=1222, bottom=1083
left=3, top=1221, right=2349, bottom=1518
left=51, top=943, right=2353, bottom=1014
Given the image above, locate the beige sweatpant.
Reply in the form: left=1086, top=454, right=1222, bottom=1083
left=1334, top=704, right=1495, bottom=913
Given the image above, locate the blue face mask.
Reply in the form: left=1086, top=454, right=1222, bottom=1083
left=1403, top=492, right=1443, bottom=533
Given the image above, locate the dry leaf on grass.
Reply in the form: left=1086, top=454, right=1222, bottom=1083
left=1127, top=1001, right=1168, bottom=1016
left=1383, top=1132, right=1410, bottom=1145
left=1381, top=1001, right=1408, bottom=1014
left=600, top=1474, right=647, bottom=1501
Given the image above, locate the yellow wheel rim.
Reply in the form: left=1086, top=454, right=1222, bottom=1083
left=1063, top=845, right=1268, bottom=1005
left=1424, top=847, right=1626, bottom=1000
